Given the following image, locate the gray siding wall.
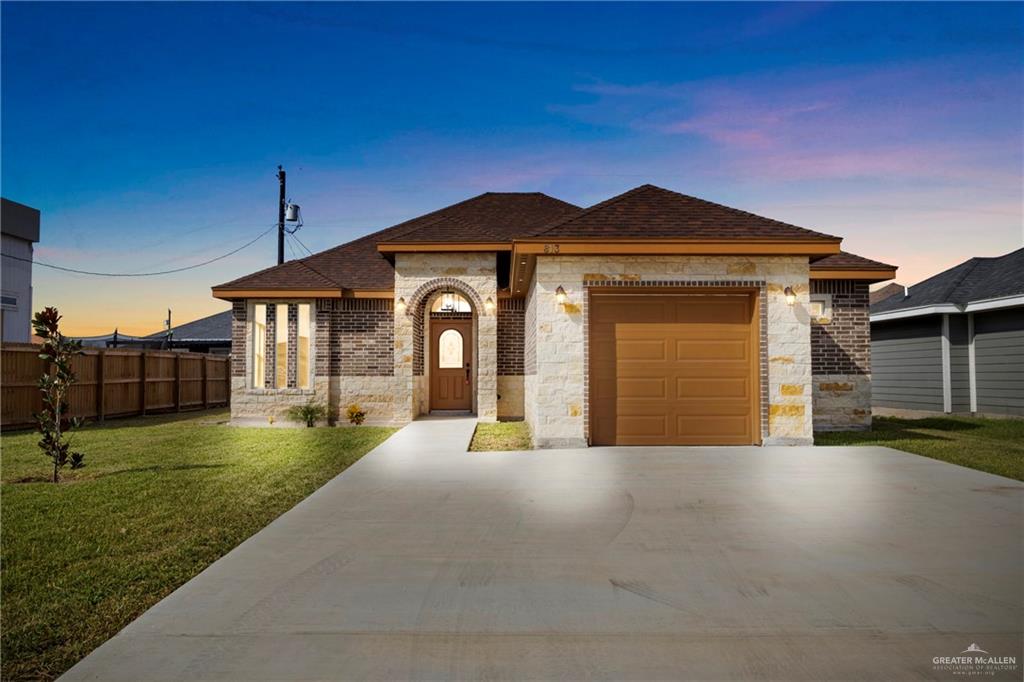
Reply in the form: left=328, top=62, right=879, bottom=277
left=948, top=315, right=971, bottom=412
left=974, top=308, right=1024, bottom=416
left=871, top=316, right=944, bottom=411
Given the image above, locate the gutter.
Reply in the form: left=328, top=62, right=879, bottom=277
left=870, top=293, right=1024, bottom=321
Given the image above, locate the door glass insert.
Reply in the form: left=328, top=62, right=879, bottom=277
left=438, top=329, right=464, bottom=369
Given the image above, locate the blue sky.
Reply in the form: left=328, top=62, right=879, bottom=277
left=2, top=2, right=1022, bottom=334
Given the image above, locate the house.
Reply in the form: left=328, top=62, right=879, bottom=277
left=212, top=185, right=897, bottom=446
left=870, top=248, right=1024, bottom=418
left=1, top=198, right=41, bottom=343
left=144, top=309, right=232, bottom=354
left=73, top=310, right=232, bottom=353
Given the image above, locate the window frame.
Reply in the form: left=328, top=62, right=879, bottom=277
left=248, top=300, right=316, bottom=391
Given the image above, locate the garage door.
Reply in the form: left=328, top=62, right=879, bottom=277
left=590, top=292, right=759, bottom=446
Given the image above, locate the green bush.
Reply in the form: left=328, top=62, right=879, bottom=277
left=286, top=400, right=327, bottom=427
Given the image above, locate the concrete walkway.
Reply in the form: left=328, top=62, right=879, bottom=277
left=64, top=418, right=1023, bottom=681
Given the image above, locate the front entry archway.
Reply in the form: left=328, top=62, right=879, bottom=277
left=430, top=319, right=473, bottom=411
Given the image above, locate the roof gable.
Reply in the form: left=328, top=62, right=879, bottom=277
left=529, top=185, right=840, bottom=242
left=872, top=247, right=1024, bottom=314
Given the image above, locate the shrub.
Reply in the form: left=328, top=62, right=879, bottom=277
left=346, top=403, right=366, bottom=425
left=286, top=400, right=327, bottom=427
left=31, top=307, right=85, bottom=482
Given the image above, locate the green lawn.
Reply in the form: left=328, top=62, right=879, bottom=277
left=0, top=410, right=396, bottom=681
left=469, top=421, right=532, bottom=451
left=816, top=416, right=1024, bottom=481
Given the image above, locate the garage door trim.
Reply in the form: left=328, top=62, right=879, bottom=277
left=586, top=285, right=764, bottom=446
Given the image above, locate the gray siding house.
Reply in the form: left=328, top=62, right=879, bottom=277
left=870, top=248, right=1024, bottom=417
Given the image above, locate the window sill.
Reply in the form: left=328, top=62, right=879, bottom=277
left=242, top=387, right=318, bottom=396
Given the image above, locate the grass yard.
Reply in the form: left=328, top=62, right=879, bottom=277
left=0, top=410, right=395, bottom=681
left=469, top=421, right=532, bottom=451
left=816, top=416, right=1024, bottom=481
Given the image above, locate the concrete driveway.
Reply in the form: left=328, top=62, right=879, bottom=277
left=64, top=418, right=1023, bottom=681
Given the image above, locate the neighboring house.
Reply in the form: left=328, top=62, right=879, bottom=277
left=870, top=248, right=1024, bottom=418
left=73, top=310, right=232, bottom=353
left=870, top=282, right=905, bottom=305
left=144, top=309, right=232, bottom=354
left=1, top=198, right=41, bottom=343
left=213, top=185, right=896, bottom=446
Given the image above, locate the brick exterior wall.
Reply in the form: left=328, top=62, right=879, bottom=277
left=231, top=301, right=246, bottom=377
left=523, top=279, right=537, bottom=376
left=326, top=298, right=394, bottom=377
left=497, top=298, right=524, bottom=376
left=810, top=280, right=870, bottom=375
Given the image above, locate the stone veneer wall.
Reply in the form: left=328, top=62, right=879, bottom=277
left=810, top=279, right=872, bottom=431
left=526, top=256, right=813, bottom=448
left=523, top=278, right=539, bottom=429
left=394, top=253, right=499, bottom=422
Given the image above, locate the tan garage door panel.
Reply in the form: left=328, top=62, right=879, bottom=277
left=590, top=293, right=758, bottom=446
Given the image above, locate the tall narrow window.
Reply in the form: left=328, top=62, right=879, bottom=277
left=275, top=303, right=288, bottom=388
left=297, top=304, right=311, bottom=389
left=252, top=304, right=266, bottom=388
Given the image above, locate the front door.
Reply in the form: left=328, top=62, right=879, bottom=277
left=430, top=320, right=472, bottom=411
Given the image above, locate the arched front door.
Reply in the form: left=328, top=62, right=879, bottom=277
left=430, top=320, right=472, bottom=410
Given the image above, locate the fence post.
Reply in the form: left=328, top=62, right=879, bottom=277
left=202, top=356, right=209, bottom=408
left=175, top=354, right=182, bottom=412
left=225, top=358, right=231, bottom=407
left=140, top=352, right=147, bottom=416
left=96, top=350, right=106, bottom=422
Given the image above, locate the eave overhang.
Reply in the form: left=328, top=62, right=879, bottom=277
left=870, top=293, right=1024, bottom=322
left=211, top=288, right=343, bottom=301
left=810, top=268, right=897, bottom=282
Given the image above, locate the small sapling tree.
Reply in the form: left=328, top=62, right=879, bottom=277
left=32, top=307, right=85, bottom=482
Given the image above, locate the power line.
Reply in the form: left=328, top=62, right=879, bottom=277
left=290, top=232, right=315, bottom=257
left=3, top=224, right=277, bottom=277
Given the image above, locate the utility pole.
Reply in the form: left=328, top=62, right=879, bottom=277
left=277, top=165, right=287, bottom=265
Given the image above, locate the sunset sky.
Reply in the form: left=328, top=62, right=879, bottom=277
left=3, top=2, right=1022, bottom=336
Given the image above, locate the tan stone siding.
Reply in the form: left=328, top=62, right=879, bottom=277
left=394, top=253, right=498, bottom=422
left=813, top=374, right=872, bottom=431
left=528, top=255, right=813, bottom=447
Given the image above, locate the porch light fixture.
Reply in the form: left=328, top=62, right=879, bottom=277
left=784, top=287, right=796, bottom=306
left=555, top=286, right=567, bottom=304
left=396, top=297, right=407, bottom=313
left=484, top=297, right=495, bottom=313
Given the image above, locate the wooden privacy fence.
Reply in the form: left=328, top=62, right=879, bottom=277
left=1, top=344, right=230, bottom=430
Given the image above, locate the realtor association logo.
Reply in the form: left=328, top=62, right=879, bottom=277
left=932, top=642, right=1018, bottom=677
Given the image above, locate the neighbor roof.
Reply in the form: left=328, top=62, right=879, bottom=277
left=215, top=193, right=580, bottom=292
left=528, top=185, right=841, bottom=242
left=146, top=310, right=231, bottom=341
left=872, top=247, right=1024, bottom=315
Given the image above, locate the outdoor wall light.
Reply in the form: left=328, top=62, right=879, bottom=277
left=484, top=297, right=495, bottom=313
left=784, top=287, right=796, bottom=306
left=555, top=286, right=568, bottom=304
left=396, top=297, right=407, bottom=313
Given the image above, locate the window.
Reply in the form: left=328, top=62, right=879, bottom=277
left=809, top=294, right=832, bottom=323
left=297, top=304, right=311, bottom=389
left=275, top=304, right=288, bottom=388
left=431, top=292, right=471, bottom=313
left=252, top=304, right=266, bottom=388
left=0, top=294, right=17, bottom=309
left=438, top=329, right=464, bottom=368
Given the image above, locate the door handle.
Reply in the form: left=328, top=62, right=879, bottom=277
left=465, top=364, right=471, bottom=383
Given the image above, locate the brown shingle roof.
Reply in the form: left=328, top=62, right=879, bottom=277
left=811, top=251, right=896, bottom=270
left=529, top=184, right=841, bottom=241
left=382, top=192, right=581, bottom=243
left=215, top=192, right=580, bottom=292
